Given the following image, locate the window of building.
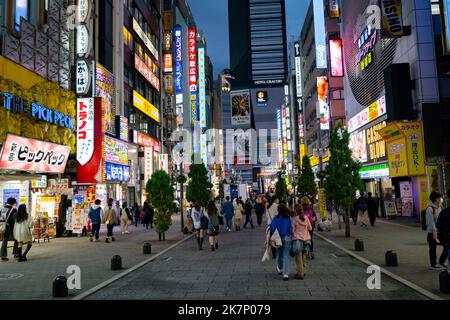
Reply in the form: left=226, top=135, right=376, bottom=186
left=124, top=27, right=133, bottom=49
left=14, top=0, right=30, bottom=31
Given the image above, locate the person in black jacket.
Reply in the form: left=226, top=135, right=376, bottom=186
left=143, top=202, right=154, bottom=230
left=254, top=197, right=266, bottom=226
left=367, top=192, right=378, bottom=227
left=437, top=189, right=450, bottom=268
left=1, top=198, right=19, bottom=261
left=243, top=199, right=254, bottom=229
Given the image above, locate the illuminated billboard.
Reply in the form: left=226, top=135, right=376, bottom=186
left=199, top=48, right=206, bottom=128
left=188, top=28, right=198, bottom=127
left=317, top=76, right=330, bottom=130
left=313, top=0, right=328, bottom=69
left=329, top=39, right=343, bottom=77
left=443, top=0, right=450, bottom=54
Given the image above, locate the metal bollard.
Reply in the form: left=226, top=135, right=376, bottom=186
left=385, top=250, right=398, bottom=266
left=143, top=242, right=152, bottom=255
left=354, top=239, right=364, bottom=252
left=111, top=255, right=122, bottom=270
left=52, top=276, right=68, bottom=298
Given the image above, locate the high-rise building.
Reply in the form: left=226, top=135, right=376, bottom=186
left=228, top=0, right=288, bottom=185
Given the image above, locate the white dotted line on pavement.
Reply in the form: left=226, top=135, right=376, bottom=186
left=71, top=233, right=195, bottom=300
left=314, top=232, right=444, bottom=301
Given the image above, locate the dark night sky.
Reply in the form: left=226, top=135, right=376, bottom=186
left=188, top=0, right=311, bottom=78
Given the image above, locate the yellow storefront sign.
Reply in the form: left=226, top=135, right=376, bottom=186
left=133, top=90, right=160, bottom=123
left=378, top=121, right=426, bottom=178
left=319, top=188, right=327, bottom=221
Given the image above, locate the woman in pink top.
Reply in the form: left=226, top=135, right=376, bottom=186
left=291, top=204, right=312, bottom=280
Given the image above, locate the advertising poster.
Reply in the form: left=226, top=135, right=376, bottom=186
left=0, top=134, right=71, bottom=174
left=105, top=136, right=129, bottom=165
left=401, top=122, right=426, bottom=177
left=256, top=91, right=268, bottom=107
left=349, top=130, right=368, bottom=163
left=231, top=90, right=251, bottom=126
left=3, top=189, right=20, bottom=207
left=386, top=139, right=408, bottom=178
left=384, top=200, right=398, bottom=217
left=329, top=39, right=343, bottom=77
left=317, top=76, right=330, bottom=130
left=381, top=0, right=404, bottom=37
left=95, top=63, right=115, bottom=135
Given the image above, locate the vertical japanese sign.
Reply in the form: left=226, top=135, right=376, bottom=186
left=317, top=76, right=330, bottom=130
left=198, top=48, right=206, bottom=128
left=188, top=28, right=198, bottom=127
left=329, top=0, right=340, bottom=18
left=95, top=63, right=115, bottom=136
left=294, top=42, right=303, bottom=100
left=313, top=0, right=328, bottom=69
left=76, top=98, right=95, bottom=166
left=277, top=108, right=283, bottom=166
left=174, top=26, right=183, bottom=126
left=329, top=39, right=343, bottom=77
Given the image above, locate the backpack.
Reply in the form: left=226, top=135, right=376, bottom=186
left=358, top=198, right=368, bottom=211
left=421, top=206, right=434, bottom=231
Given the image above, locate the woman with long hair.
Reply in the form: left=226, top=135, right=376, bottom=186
left=291, top=204, right=312, bottom=279
left=13, top=204, right=34, bottom=262
left=266, top=195, right=279, bottom=225
left=301, top=197, right=317, bottom=259
left=269, top=203, right=293, bottom=281
left=191, top=202, right=207, bottom=250
left=233, top=198, right=244, bottom=231
left=206, top=201, right=220, bottom=251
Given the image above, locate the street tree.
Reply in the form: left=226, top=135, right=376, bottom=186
left=324, top=125, right=364, bottom=238
left=297, top=155, right=318, bottom=201
left=275, top=172, right=288, bottom=202
left=146, top=170, right=175, bottom=241
left=186, top=155, right=212, bottom=208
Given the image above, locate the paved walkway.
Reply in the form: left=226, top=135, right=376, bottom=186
left=316, top=215, right=450, bottom=300
left=0, top=215, right=187, bottom=300
left=86, top=223, right=426, bottom=300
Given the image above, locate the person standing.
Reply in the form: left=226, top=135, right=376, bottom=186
left=133, top=202, right=141, bottom=227
left=426, top=191, right=446, bottom=270
left=1, top=198, right=19, bottom=261
left=357, top=193, right=369, bottom=228
left=191, top=202, right=206, bottom=250
left=301, top=197, right=317, bottom=259
left=254, top=198, right=266, bottom=227
left=222, top=197, right=234, bottom=232
left=291, top=204, right=312, bottom=280
left=206, top=201, right=220, bottom=252
left=243, top=199, right=254, bottom=229
left=102, top=199, right=118, bottom=243
left=270, top=204, right=293, bottom=281
left=437, top=189, right=450, bottom=268
left=233, top=198, right=244, bottom=231
left=13, top=204, right=34, bottom=262
left=89, top=200, right=103, bottom=242
left=367, top=192, right=378, bottom=227
left=143, top=202, right=154, bottom=230
left=121, top=202, right=132, bottom=235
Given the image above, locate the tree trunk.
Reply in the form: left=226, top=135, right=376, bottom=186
left=158, top=232, right=162, bottom=241
left=163, top=233, right=166, bottom=241
left=345, top=207, right=351, bottom=238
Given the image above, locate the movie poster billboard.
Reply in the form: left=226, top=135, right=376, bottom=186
left=231, top=90, right=251, bottom=126
left=317, top=76, right=330, bottom=130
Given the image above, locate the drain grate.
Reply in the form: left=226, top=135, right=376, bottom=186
left=0, top=274, right=24, bottom=281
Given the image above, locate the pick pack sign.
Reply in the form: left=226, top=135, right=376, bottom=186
left=0, top=134, right=70, bottom=174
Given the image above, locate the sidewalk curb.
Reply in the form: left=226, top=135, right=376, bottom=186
left=315, top=232, right=444, bottom=301
left=71, top=233, right=195, bottom=300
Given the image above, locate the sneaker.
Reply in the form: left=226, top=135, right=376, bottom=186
left=1, top=257, right=9, bottom=262
left=283, top=275, right=289, bottom=281
left=276, top=266, right=282, bottom=275
left=439, top=263, right=448, bottom=269
left=89, top=236, right=93, bottom=242
left=105, top=239, right=110, bottom=243
left=215, top=243, right=219, bottom=249
left=429, top=264, right=442, bottom=271
left=125, top=231, right=130, bottom=234
left=112, top=237, right=115, bottom=242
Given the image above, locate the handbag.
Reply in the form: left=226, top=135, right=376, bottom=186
left=200, top=216, right=209, bottom=229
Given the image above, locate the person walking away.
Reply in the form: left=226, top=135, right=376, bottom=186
left=1, top=198, right=19, bottom=261
left=266, top=196, right=279, bottom=225
left=133, top=203, right=141, bottom=227
left=357, top=193, right=369, bottom=228
left=270, top=204, right=293, bottom=281
left=291, top=204, right=312, bottom=279
left=191, top=202, right=207, bottom=250
left=13, top=204, right=34, bottom=262
left=437, top=189, right=450, bottom=269
left=102, top=199, right=118, bottom=243
left=326, top=201, right=334, bottom=221
left=206, top=201, right=220, bottom=251
left=351, top=198, right=358, bottom=225
left=367, top=192, right=378, bottom=227
left=255, top=198, right=266, bottom=226
left=301, top=197, right=317, bottom=259
left=426, top=192, right=446, bottom=270
left=143, top=202, right=154, bottom=230
left=222, top=197, right=234, bottom=232
left=89, top=200, right=103, bottom=242
left=233, top=199, right=244, bottom=231
left=121, top=202, right=132, bottom=235
left=243, top=199, right=254, bottom=229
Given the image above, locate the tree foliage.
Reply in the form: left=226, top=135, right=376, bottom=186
left=297, top=155, right=318, bottom=200
left=275, top=172, right=287, bottom=201
left=324, top=125, right=364, bottom=237
left=146, top=170, right=174, bottom=234
left=186, top=156, right=212, bottom=207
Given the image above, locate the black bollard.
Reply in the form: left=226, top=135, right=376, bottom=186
left=440, top=270, right=450, bottom=293
left=143, top=242, right=152, bottom=255
left=52, top=276, right=68, bottom=298
left=111, top=255, right=122, bottom=270
left=354, top=239, right=364, bottom=252
left=385, top=250, right=398, bottom=266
